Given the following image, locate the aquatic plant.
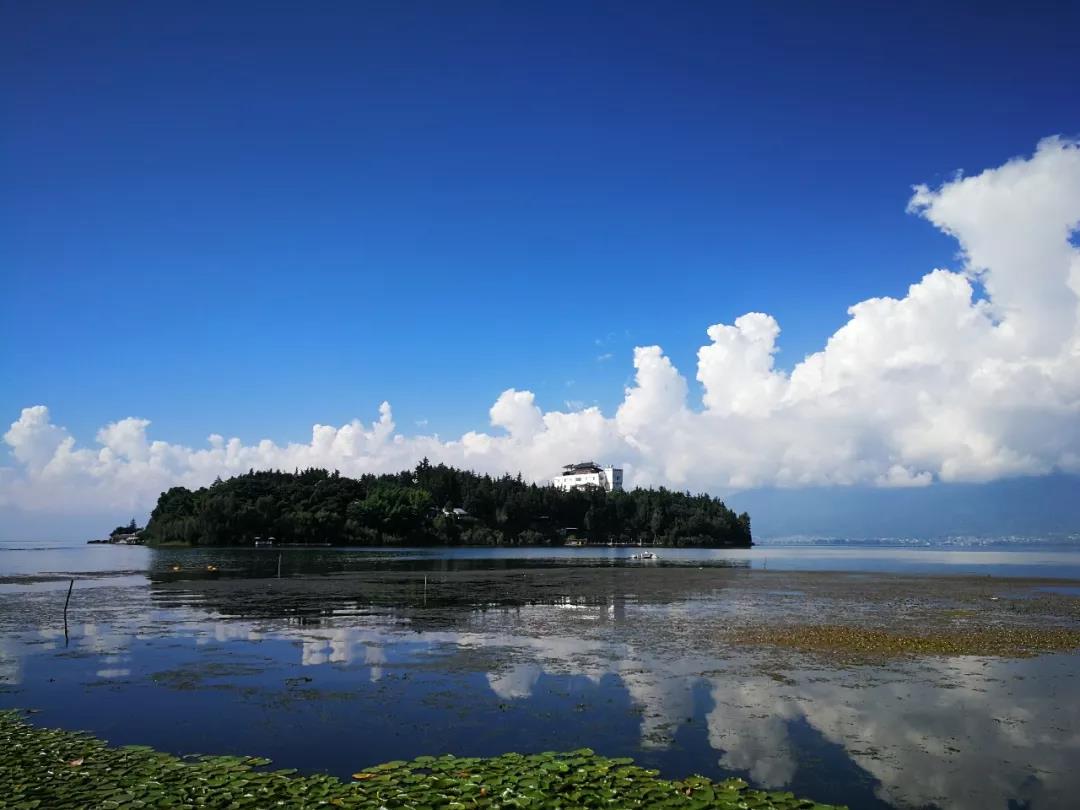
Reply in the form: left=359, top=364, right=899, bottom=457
left=1, top=711, right=842, bottom=808
left=734, top=623, right=1080, bottom=660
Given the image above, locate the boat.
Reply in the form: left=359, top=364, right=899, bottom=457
left=630, top=551, right=657, bottom=560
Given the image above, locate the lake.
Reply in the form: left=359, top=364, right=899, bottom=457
left=2, top=539, right=1080, bottom=809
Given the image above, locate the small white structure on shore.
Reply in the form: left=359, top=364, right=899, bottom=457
left=552, top=462, right=623, bottom=493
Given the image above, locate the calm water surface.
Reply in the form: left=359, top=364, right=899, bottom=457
left=2, top=540, right=1079, bottom=810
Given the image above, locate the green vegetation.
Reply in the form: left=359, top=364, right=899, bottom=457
left=143, top=461, right=752, bottom=548
left=734, top=623, right=1080, bottom=660
left=109, top=519, right=141, bottom=538
left=0, top=711, right=841, bottom=809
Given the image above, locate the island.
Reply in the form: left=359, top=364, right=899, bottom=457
left=141, top=460, right=752, bottom=548
left=87, top=519, right=145, bottom=545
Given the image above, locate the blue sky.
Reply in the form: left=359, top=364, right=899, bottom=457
left=5, top=1, right=1077, bottom=446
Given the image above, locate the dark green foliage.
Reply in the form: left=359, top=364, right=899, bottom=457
left=0, top=711, right=841, bottom=809
left=142, top=460, right=752, bottom=547
left=109, top=518, right=140, bottom=538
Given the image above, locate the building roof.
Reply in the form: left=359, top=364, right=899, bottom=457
left=561, top=461, right=603, bottom=474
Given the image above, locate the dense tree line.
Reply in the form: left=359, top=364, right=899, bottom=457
left=142, top=461, right=752, bottom=547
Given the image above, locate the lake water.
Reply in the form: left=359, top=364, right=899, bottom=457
left=3, top=539, right=1080, bottom=809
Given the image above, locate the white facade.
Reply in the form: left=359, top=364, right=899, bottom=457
left=552, top=463, right=624, bottom=493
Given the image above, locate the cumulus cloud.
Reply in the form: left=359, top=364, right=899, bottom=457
left=487, top=663, right=543, bottom=700
left=3, top=137, right=1080, bottom=513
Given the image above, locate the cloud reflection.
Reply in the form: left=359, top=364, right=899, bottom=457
left=3, top=587, right=1079, bottom=810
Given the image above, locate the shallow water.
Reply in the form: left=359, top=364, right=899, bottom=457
left=2, top=541, right=1080, bottom=809
left=8, top=539, right=1080, bottom=578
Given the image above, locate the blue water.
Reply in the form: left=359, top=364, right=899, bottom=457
left=2, top=539, right=1080, bottom=810
left=4, top=537, right=1080, bottom=579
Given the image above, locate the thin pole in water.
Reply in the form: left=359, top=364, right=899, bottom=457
left=424, top=575, right=427, bottom=605
left=277, top=554, right=282, bottom=578
left=63, top=579, right=74, bottom=645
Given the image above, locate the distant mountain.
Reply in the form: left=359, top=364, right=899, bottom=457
left=733, top=473, right=1080, bottom=540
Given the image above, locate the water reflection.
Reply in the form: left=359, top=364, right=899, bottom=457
left=709, top=655, right=1080, bottom=810
left=143, top=548, right=752, bottom=583
left=1, top=561, right=1079, bottom=809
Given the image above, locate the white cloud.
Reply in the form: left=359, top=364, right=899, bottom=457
left=698, top=313, right=785, bottom=417
left=487, top=663, right=543, bottom=700
left=488, top=389, right=545, bottom=440
left=3, top=405, right=68, bottom=471
left=707, top=681, right=799, bottom=786
left=3, top=137, right=1080, bottom=513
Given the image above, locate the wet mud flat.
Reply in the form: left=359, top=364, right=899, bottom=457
left=149, top=566, right=1080, bottom=663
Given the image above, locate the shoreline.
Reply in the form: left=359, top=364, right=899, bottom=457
left=138, top=540, right=756, bottom=550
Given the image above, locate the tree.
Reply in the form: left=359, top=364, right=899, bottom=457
left=140, top=465, right=752, bottom=549
left=109, top=518, right=140, bottom=538
left=649, top=508, right=665, bottom=542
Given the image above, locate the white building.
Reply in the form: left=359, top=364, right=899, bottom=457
left=552, top=462, right=624, bottom=493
